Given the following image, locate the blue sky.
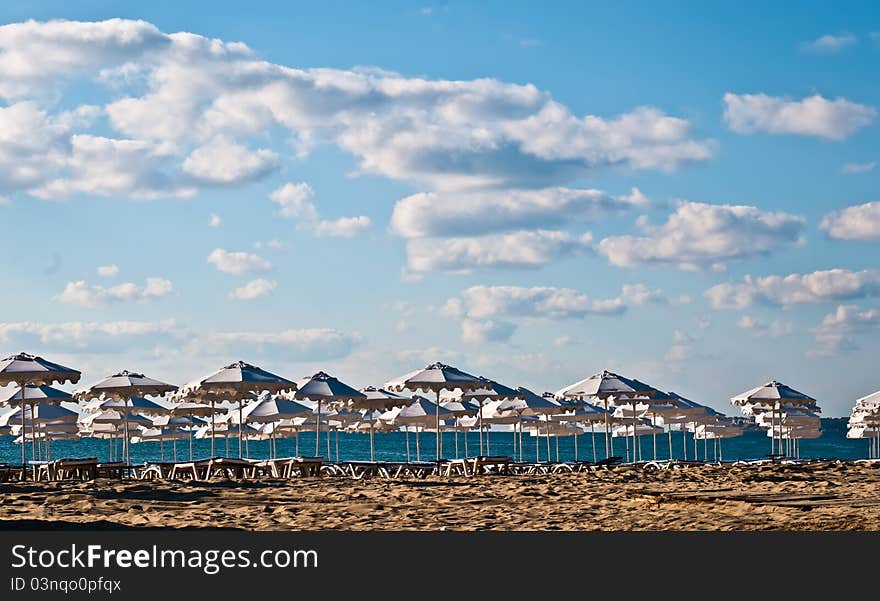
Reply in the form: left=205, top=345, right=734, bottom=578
left=0, top=1, right=878, bottom=416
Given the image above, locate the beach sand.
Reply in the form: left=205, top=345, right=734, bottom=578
left=2, top=461, right=879, bottom=530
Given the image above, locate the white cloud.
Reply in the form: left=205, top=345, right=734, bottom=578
left=0, top=19, right=713, bottom=201
left=454, top=285, right=630, bottom=320
left=29, top=134, right=198, bottom=200
left=97, top=264, right=119, bottom=278
left=841, top=161, right=875, bottom=174
left=0, top=318, right=181, bottom=351
left=270, top=182, right=318, bottom=220
left=313, top=216, right=371, bottom=238
left=390, top=187, right=647, bottom=238
left=405, top=230, right=592, bottom=273
left=809, top=305, right=879, bottom=357
left=207, top=248, right=271, bottom=274
left=0, top=195, right=9, bottom=206
left=736, top=315, right=794, bottom=337
left=620, top=283, right=666, bottom=306
left=206, top=328, right=362, bottom=361
left=460, top=318, right=517, bottom=344
left=57, top=277, right=173, bottom=307
left=665, top=329, right=717, bottom=363
left=723, top=93, right=876, bottom=140
left=820, top=201, right=880, bottom=241
left=801, top=33, right=857, bottom=53
left=182, top=135, right=278, bottom=184
left=228, top=278, right=277, bottom=300
left=599, top=201, right=805, bottom=271
left=706, top=269, right=880, bottom=309
left=553, top=335, right=574, bottom=347
left=209, top=213, right=222, bottom=227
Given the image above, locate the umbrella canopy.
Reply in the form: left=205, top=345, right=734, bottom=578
left=731, top=380, right=819, bottom=409
left=555, top=370, right=657, bottom=401
left=180, top=361, right=296, bottom=397
left=355, top=386, right=412, bottom=411
left=0, top=403, right=79, bottom=426
left=82, top=395, right=170, bottom=416
left=0, top=352, right=81, bottom=388
left=386, top=396, right=454, bottom=426
left=0, top=384, right=72, bottom=406
left=294, top=371, right=365, bottom=457
left=441, top=377, right=523, bottom=456
left=237, top=395, right=312, bottom=423
left=74, top=370, right=176, bottom=401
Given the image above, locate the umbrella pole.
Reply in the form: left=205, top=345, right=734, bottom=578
left=370, top=422, right=375, bottom=462
left=108, top=436, right=112, bottom=462
left=416, top=428, right=420, bottom=462
left=239, top=399, right=244, bottom=459
left=625, top=432, right=629, bottom=462
left=653, top=413, right=658, bottom=461
left=173, top=437, right=177, bottom=462
left=211, top=400, right=216, bottom=457
left=518, top=422, right=523, bottom=463
left=535, top=428, right=539, bottom=462
left=693, top=423, right=697, bottom=460
left=555, top=434, right=559, bottom=463
left=326, top=425, right=331, bottom=459
left=160, top=436, right=164, bottom=461
left=123, top=398, right=130, bottom=467
left=315, top=400, right=322, bottom=458
left=631, top=402, right=637, bottom=464
left=189, top=413, right=194, bottom=461
left=591, top=423, right=597, bottom=463
left=668, top=428, right=672, bottom=461
left=406, top=427, right=411, bottom=462
left=335, top=429, right=340, bottom=463
left=20, top=384, right=27, bottom=468
left=226, top=432, right=230, bottom=457
left=486, top=427, right=491, bottom=456
left=455, top=430, right=459, bottom=458
left=574, top=428, right=578, bottom=462
left=436, top=390, right=442, bottom=467
left=464, top=426, right=469, bottom=458
left=294, top=430, right=299, bottom=457
left=30, top=402, right=37, bottom=462
left=478, top=399, right=484, bottom=456
left=603, top=398, right=610, bottom=460
left=545, top=423, right=550, bottom=462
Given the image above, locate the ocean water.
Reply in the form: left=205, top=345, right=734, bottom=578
left=0, top=418, right=869, bottom=465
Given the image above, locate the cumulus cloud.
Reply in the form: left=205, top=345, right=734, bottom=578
left=705, top=269, right=880, bottom=309
left=0, top=319, right=182, bottom=351
left=820, top=201, right=880, bottom=241
left=209, top=213, right=222, bottom=227
left=207, top=248, right=271, bottom=274
left=841, top=161, right=875, bottom=174
left=809, top=305, right=879, bottom=357
left=460, top=318, right=517, bottom=344
left=228, top=278, right=277, bottom=300
left=390, top=187, right=648, bottom=238
left=57, top=278, right=173, bottom=307
left=801, top=33, right=857, bottom=53
left=269, top=182, right=369, bottom=238
left=736, top=315, right=794, bottom=337
left=453, top=285, right=632, bottom=321
left=723, top=93, right=876, bottom=140
left=205, top=328, right=362, bottom=361
left=405, top=230, right=593, bottom=273
left=598, top=201, right=805, bottom=271
left=313, top=216, right=371, bottom=238
left=270, top=182, right=318, bottom=220
left=0, top=19, right=713, bottom=201
left=97, top=264, right=119, bottom=278
left=182, top=135, right=278, bottom=184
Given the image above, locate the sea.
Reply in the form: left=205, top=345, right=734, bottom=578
left=0, top=418, right=869, bottom=465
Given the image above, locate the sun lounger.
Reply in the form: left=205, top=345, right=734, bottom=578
left=96, top=461, right=127, bottom=479
left=443, top=455, right=511, bottom=477
left=204, top=457, right=262, bottom=479
left=31, top=457, right=99, bottom=481
left=336, top=461, right=394, bottom=479
left=139, top=461, right=177, bottom=480
left=168, top=459, right=213, bottom=481
left=267, top=456, right=326, bottom=478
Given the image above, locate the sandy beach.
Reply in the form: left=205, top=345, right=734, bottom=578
left=2, top=461, right=879, bottom=531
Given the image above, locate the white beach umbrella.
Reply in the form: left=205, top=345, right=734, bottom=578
left=731, top=380, right=821, bottom=457
left=385, top=396, right=454, bottom=462
left=354, top=387, right=412, bottom=461
left=74, top=370, right=176, bottom=466
left=385, top=362, right=484, bottom=465
left=556, top=370, right=657, bottom=461
left=441, top=377, right=523, bottom=457
left=293, top=371, right=365, bottom=459
left=0, top=353, right=81, bottom=468
left=175, top=361, right=295, bottom=459
left=496, top=387, right=561, bottom=462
